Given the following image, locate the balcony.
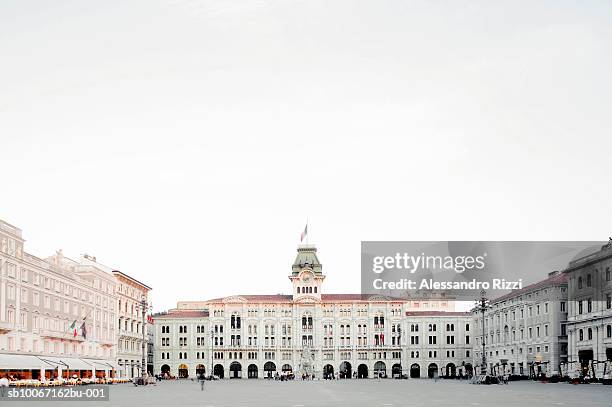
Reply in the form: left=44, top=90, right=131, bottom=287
left=119, top=329, right=143, bottom=339
left=40, top=329, right=84, bottom=342
left=0, top=321, right=13, bottom=334
left=98, top=338, right=116, bottom=347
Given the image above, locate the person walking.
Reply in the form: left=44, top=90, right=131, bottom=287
left=197, top=373, right=205, bottom=391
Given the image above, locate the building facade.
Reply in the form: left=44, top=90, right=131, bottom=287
left=472, top=271, right=569, bottom=377
left=0, top=219, right=151, bottom=380
left=0, top=220, right=118, bottom=378
left=564, top=241, right=612, bottom=378
left=154, top=245, right=473, bottom=380
left=114, top=270, right=151, bottom=379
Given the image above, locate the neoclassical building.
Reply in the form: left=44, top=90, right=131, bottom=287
left=0, top=220, right=119, bottom=378
left=472, top=270, right=569, bottom=377
left=564, top=241, right=612, bottom=378
left=114, top=270, right=151, bottom=379
left=154, top=245, right=473, bottom=379
left=0, top=218, right=151, bottom=380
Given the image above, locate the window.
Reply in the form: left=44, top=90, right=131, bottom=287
left=587, top=274, right=592, bottom=287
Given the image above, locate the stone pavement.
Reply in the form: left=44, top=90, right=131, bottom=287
left=32, top=378, right=612, bottom=407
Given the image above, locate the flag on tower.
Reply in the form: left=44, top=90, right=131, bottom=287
left=300, top=224, right=308, bottom=242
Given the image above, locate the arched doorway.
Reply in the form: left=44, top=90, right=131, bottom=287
left=374, top=361, right=386, bottom=378
left=357, top=364, right=368, bottom=379
left=323, top=364, right=334, bottom=379
left=445, top=363, right=456, bottom=378
left=178, top=364, right=189, bottom=378
left=248, top=364, right=258, bottom=379
left=161, top=364, right=170, bottom=377
left=282, top=364, right=292, bottom=374
left=214, top=364, right=224, bottom=379
left=264, top=362, right=276, bottom=378
left=230, top=362, right=242, bottom=379
left=410, top=363, right=420, bottom=378
left=195, top=364, right=206, bottom=377
left=339, top=361, right=352, bottom=379
left=428, top=363, right=438, bottom=379
left=392, top=363, right=402, bottom=378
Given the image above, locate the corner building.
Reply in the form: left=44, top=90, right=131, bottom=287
left=154, top=245, right=473, bottom=379
left=564, top=242, right=612, bottom=378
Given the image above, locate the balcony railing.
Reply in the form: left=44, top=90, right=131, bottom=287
left=40, top=329, right=85, bottom=342
left=119, top=329, right=142, bottom=339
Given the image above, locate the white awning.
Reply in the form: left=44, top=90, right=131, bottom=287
left=82, top=359, right=119, bottom=370
left=39, top=357, right=93, bottom=370
left=0, top=354, right=55, bottom=370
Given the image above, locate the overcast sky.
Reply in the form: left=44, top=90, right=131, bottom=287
left=1, top=1, right=611, bottom=312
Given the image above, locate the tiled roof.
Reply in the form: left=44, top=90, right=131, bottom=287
left=204, top=294, right=408, bottom=303
left=321, top=294, right=404, bottom=302
left=405, top=311, right=470, bottom=317
left=490, top=272, right=567, bottom=304
left=205, top=295, right=293, bottom=303
left=154, top=310, right=209, bottom=319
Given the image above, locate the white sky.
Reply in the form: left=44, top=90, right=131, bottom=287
left=1, top=1, right=611, bottom=312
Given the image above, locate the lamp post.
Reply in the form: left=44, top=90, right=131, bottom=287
left=397, top=326, right=402, bottom=378
left=136, top=295, right=150, bottom=384
left=474, top=290, right=490, bottom=375
left=210, top=328, right=214, bottom=379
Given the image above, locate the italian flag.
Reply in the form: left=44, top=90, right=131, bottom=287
left=69, top=320, right=77, bottom=337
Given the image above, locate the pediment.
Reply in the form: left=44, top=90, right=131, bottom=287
left=294, top=295, right=321, bottom=304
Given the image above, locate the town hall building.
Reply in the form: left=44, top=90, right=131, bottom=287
left=153, top=245, right=474, bottom=379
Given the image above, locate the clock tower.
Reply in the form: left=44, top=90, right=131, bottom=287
left=290, top=245, right=325, bottom=301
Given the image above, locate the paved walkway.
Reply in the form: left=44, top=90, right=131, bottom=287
left=32, top=378, right=612, bottom=407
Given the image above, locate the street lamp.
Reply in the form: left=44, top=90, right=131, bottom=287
left=136, top=295, right=151, bottom=385
left=474, top=290, right=490, bottom=376
left=397, top=326, right=402, bottom=378
left=210, top=328, right=214, bottom=380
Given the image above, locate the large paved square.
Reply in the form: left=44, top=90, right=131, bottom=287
left=34, top=379, right=612, bottom=407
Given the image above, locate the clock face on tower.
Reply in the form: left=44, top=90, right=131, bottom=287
left=302, top=273, right=312, bottom=283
